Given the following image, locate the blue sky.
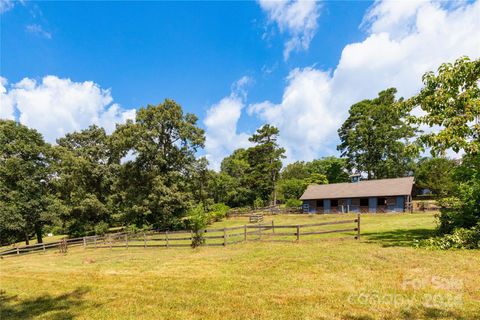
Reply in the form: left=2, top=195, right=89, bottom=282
left=1, top=1, right=479, bottom=169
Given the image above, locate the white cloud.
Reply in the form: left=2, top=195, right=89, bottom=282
left=25, top=24, right=52, bottom=39
left=204, top=77, right=253, bottom=170
left=259, top=0, right=320, bottom=60
left=248, top=68, right=339, bottom=161
left=248, top=0, right=480, bottom=163
left=0, top=76, right=136, bottom=142
left=0, top=0, right=15, bottom=14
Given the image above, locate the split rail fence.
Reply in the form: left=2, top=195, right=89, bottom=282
left=0, top=215, right=360, bottom=257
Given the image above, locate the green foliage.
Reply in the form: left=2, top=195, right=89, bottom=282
left=406, top=56, right=480, bottom=155
left=254, top=197, right=265, bottom=209
left=280, top=161, right=309, bottom=180
left=306, top=157, right=349, bottom=183
left=437, top=154, right=480, bottom=234
left=208, top=203, right=230, bottom=222
left=111, top=100, right=205, bottom=230
left=419, top=224, right=480, bottom=250
left=305, top=173, right=328, bottom=185
left=414, top=157, right=457, bottom=197
left=246, top=125, right=286, bottom=204
left=338, top=88, right=418, bottom=179
left=0, top=120, right=52, bottom=245
left=277, top=179, right=308, bottom=201
left=285, top=199, right=302, bottom=208
left=94, top=222, right=109, bottom=236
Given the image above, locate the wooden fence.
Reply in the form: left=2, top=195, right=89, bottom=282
left=0, top=215, right=360, bottom=257
left=227, top=206, right=302, bottom=217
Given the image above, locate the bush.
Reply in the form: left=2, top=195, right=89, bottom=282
left=208, top=203, right=229, bottom=222
left=94, top=222, right=109, bottom=236
left=254, top=197, right=265, bottom=209
left=418, top=224, right=480, bottom=250
left=285, top=199, right=302, bottom=208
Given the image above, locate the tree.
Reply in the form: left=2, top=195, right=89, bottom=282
left=246, top=125, right=285, bottom=205
left=405, top=56, right=480, bottom=155
left=0, top=120, right=52, bottom=244
left=306, top=157, right=349, bottom=183
left=52, top=125, right=113, bottom=236
left=111, top=99, right=205, bottom=229
left=277, top=179, right=308, bottom=201
left=414, top=157, right=457, bottom=197
left=338, top=88, right=418, bottom=179
left=407, top=57, right=480, bottom=242
left=280, top=161, right=309, bottom=180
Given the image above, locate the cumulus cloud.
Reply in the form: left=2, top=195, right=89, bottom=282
left=204, top=77, right=253, bottom=170
left=0, top=76, right=136, bottom=142
left=259, top=0, right=320, bottom=60
left=248, top=0, right=480, bottom=163
left=248, top=68, right=339, bottom=161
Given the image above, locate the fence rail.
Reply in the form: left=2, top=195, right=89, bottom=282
left=0, top=215, right=360, bottom=257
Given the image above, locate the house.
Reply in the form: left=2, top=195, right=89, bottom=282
left=299, top=176, right=414, bottom=213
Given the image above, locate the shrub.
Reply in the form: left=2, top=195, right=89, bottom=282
left=418, top=224, right=480, bottom=250
left=285, top=199, right=302, bottom=208
left=94, top=222, right=109, bottom=236
left=208, top=203, right=230, bottom=222
left=254, top=197, right=265, bottom=209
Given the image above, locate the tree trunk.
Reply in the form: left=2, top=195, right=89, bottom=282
left=35, top=223, right=43, bottom=244
left=24, top=230, right=29, bottom=245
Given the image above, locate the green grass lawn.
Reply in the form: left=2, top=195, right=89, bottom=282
left=1, top=212, right=479, bottom=320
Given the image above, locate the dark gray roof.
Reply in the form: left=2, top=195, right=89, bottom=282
left=300, top=177, right=414, bottom=200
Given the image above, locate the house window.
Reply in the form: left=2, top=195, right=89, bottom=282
left=377, top=197, right=386, bottom=206
left=360, top=198, right=369, bottom=206
left=316, top=200, right=324, bottom=208
left=331, top=199, right=339, bottom=207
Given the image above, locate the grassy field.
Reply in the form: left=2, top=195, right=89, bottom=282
left=1, top=212, right=479, bottom=320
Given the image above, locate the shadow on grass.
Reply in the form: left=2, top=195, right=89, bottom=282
left=0, top=287, right=89, bottom=320
left=362, top=228, right=436, bottom=247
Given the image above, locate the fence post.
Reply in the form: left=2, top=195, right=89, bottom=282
left=16, top=247, right=19, bottom=255
left=272, top=220, right=275, bottom=234
left=165, top=231, right=169, bottom=248
left=125, top=233, right=128, bottom=249
left=356, top=213, right=361, bottom=240
left=83, top=237, right=86, bottom=247
left=223, top=228, right=227, bottom=246
left=244, top=224, right=247, bottom=242
left=296, top=225, right=300, bottom=241
left=42, top=243, right=46, bottom=252
left=94, top=236, right=97, bottom=248
left=143, top=232, right=147, bottom=248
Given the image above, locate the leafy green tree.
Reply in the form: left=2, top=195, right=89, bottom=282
left=111, top=99, right=205, bottom=230
left=306, top=157, right=349, bottom=183
left=0, top=120, right=53, bottom=244
left=437, top=154, right=480, bottom=234
left=407, top=57, right=480, bottom=242
left=305, top=173, right=328, bottom=185
left=338, top=88, right=418, bottom=179
left=280, top=161, right=309, bottom=180
left=277, top=178, right=308, bottom=201
left=414, top=157, right=457, bottom=197
left=52, top=125, right=113, bottom=236
left=405, top=56, right=480, bottom=155
left=246, top=125, right=285, bottom=205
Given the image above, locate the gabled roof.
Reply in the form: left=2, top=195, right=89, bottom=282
left=300, top=176, right=414, bottom=200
